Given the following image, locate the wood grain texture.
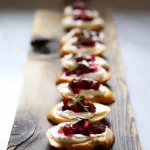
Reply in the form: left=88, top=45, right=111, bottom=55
left=7, top=9, right=141, bottom=150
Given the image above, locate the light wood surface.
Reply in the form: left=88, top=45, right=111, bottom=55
left=7, top=10, right=141, bottom=150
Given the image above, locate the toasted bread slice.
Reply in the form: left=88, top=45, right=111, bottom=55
left=62, top=16, right=104, bottom=30
left=60, top=41, right=106, bottom=57
left=56, top=72, right=111, bottom=85
left=47, top=102, right=111, bottom=124
left=60, top=54, right=110, bottom=70
left=46, top=126, right=115, bottom=150
left=57, top=83, right=115, bottom=104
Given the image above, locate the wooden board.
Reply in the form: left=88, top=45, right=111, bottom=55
left=7, top=9, right=141, bottom=150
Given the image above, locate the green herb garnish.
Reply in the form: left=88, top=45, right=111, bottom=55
left=71, top=64, right=79, bottom=71
left=72, top=117, right=92, bottom=124
left=67, top=94, right=89, bottom=112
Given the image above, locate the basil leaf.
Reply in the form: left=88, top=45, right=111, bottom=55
left=71, top=64, right=78, bottom=71
left=75, top=94, right=89, bottom=112
left=78, top=101, right=89, bottom=112
left=67, top=101, right=76, bottom=107
left=72, top=117, right=91, bottom=124
left=67, top=94, right=89, bottom=112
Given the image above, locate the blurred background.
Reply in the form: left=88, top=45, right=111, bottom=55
left=0, top=0, right=150, bottom=150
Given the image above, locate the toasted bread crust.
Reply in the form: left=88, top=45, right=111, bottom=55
left=56, top=72, right=111, bottom=85
left=60, top=46, right=105, bottom=57
left=47, top=102, right=111, bottom=124
left=61, top=38, right=68, bottom=46
left=102, top=63, right=110, bottom=70
left=46, top=127, right=115, bottom=150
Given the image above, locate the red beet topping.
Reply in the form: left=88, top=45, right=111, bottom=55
left=58, top=129, right=63, bottom=134
left=73, top=13, right=94, bottom=21
left=72, top=32, right=82, bottom=37
left=69, top=78, right=100, bottom=94
left=74, top=54, right=95, bottom=62
left=62, top=95, right=96, bottom=113
left=72, top=1, right=87, bottom=10
left=64, top=63, right=98, bottom=76
left=61, top=118, right=106, bottom=136
left=73, top=36, right=95, bottom=48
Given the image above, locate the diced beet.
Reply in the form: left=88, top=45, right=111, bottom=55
left=58, top=129, right=63, bottom=134
left=74, top=38, right=95, bottom=48
left=91, top=80, right=100, bottom=90
left=63, top=124, right=74, bottom=135
left=75, top=55, right=95, bottom=62
left=73, top=64, right=90, bottom=75
left=72, top=122, right=84, bottom=133
left=69, top=80, right=80, bottom=94
left=69, top=78, right=100, bottom=93
left=90, top=122, right=106, bottom=134
left=81, top=38, right=95, bottom=46
left=62, top=105, right=68, bottom=111
left=83, top=100, right=90, bottom=105
left=78, top=78, right=93, bottom=89
left=71, top=103, right=79, bottom=112
left=84, top=101, right=96, bottom=112
left=72, top=32, right=82, bottom=37
left=89, top=64, right=98, bottom=72
left=63, top=98, right=73, bottom=106
left=73, top=13, right=94, bottom=21
left=62, top=98, right=73, bottom=111
left=65, top=63, right=97, bottom=77
left=61, top=119, right=106, bottom=136
left=69, top=79, right=79, bottom=89
left=84, top=120, right=90, bottom=129
left=88, top=103, right=96, bottom=112
left=65, top=70, right=71, bottom=76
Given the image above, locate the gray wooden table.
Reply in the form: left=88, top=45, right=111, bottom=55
left=0, top=9, right=150, bottom=150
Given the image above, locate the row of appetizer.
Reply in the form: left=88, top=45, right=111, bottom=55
left=46, top=1, right=115, bottom=150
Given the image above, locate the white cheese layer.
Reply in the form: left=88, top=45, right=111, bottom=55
left=48, top=122, right=107, bottom=143
left=55, top=102, right=110, bottom=119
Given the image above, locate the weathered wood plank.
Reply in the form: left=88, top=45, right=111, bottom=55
left=7, top=9, right=141, bottom=150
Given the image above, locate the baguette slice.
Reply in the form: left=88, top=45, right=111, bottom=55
left=62, top=16, right=104, bottom=30
left=60, top=28, right=105, bottom=46
left=47, top=102, right=111, bottom=124
left=46, top=126, right=114, bottom=150
left=60, top=40, right=105, bottom=57
left=61, top=54, right=110, bottom=70
left=56, top=71, right=111, bottom=85
left=57, top=83, right=115, bottom=104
